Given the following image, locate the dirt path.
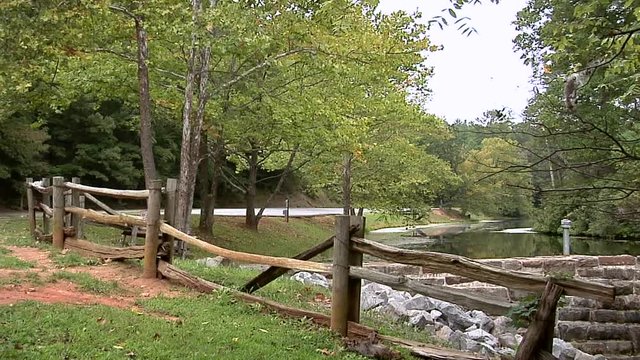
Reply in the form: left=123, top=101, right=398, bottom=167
left=0, top=245, right=187, bottom=319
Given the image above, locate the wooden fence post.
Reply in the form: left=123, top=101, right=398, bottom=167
left=348, top=216, right=365, bottom=323
left=143, top=180, right=162, bottom=278
left=331, top=215, right=351, bottom=336
left=26, top=178, right=36, bottom=239
left=52, top=176, right=65, bottom=250
left=41, top=178, right=51, bottom=234
left=161, top=178, right=177, bottom=264
left=78, top=194, right=85, bottom=239
left=71, top=177, right=81, bottom=237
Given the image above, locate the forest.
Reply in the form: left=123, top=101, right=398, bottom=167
left=1, top=0, right=639, bottom=238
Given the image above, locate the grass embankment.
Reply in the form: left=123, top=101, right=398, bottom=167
left=0, top=215, right=445, bottom=359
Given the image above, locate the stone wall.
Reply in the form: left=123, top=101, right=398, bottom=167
left=365, top=255, right=640, bottom=359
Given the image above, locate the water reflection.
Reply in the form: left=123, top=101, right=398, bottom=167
left=367, top=219, right=640, bottom=259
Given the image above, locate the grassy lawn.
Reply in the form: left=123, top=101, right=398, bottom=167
left=0, top=214, right=448, bottom=358
left=0, top=298, right=367, bottom=360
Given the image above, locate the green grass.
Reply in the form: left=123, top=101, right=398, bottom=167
left=193, top=216, right=334, bottom=260
left=175, top=259, right=443, bottom=347
left=0, top=299, right=368, bottom=360
left=50, top=251, right=101, bottom=268
left=49, top=271, right=122, bottom=295
left=0, top=247, right=34, bottom=269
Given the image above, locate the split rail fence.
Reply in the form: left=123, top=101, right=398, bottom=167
left=25, top=177, right=620, bottom=360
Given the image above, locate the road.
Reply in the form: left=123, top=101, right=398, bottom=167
left=198, top=207, right=345, bottom=217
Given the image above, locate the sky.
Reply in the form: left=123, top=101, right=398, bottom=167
left=377, top=0, right=533, bottom=123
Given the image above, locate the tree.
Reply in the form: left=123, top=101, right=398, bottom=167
left=506, top=0, right=640, bottom=235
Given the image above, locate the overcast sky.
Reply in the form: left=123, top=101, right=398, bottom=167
left=377, top=0, right=533, bottom=123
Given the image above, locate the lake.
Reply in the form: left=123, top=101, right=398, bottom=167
left=366, top=219, right=640, bottom=259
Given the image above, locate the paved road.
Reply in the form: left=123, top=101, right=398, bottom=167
left=200, top=207, right=345, bottom=217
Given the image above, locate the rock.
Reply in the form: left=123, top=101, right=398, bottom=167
left=491, top=316, right=514, bottom=336
left=379, top=299, right=409, bottom=322
left=440, top=304, right=475, bottom=330
left=496, top=347, right=516, bottom=359
left=498, top=333, right=518, bottom=349
left=196, top=256, right=231, bottom=267
left=553, top=338, right=577, bottom=360
left=403, top=295, right=436, bottom=311
left=388, top=290, right=412, bottom=303
left=360, top=283, right=392, bottom=311
left=465, top=329, right=499, bottom=349
left=469, top=310, right=494, bottom=333
left=435, top=325, right=453, bottom=341
left=465, top=324, right=478, bottom=332
left=515, top=334, right=523, bottom=345
left=408, top=310, right=434, bottom=329
left=291, top=272, right=329, bottom=288
left=430, top=309, right=443, bottom=321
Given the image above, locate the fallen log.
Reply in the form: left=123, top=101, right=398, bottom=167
left=352, top=237, right=614, bottom=302
left=157, top=261, right=482, bottom=360
left=64, top=238, right=147, bottom=260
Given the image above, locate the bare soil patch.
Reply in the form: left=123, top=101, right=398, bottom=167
left=0, top=245, right=187, bottom=311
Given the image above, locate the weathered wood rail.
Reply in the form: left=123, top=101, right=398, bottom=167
left=24, top=177, right=620, bottom=359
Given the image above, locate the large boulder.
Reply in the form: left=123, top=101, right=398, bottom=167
left=464, top=329, right=499, bottom=349
left=290, top=272, right=329, bottom=288
left=407, top=310, right=435, bottom=329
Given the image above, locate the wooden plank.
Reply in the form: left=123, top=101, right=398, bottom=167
left=65, top=207, right=147, bottom=228
left=64, top=181, right=149, bottom=199
left=41, top=178, right=51, bottom=233
left=64, top=238, right=146, bottom=260
left=348, top=216, right=364, bottom=323
left=26, top=178, right=36, bottom=238
left=515, top=281, right=564, bottom=360
left=351, top=237, right=614, bottom=302
left=160, top=222, right=332, bottom=274
left=350, top=267, right=513, bottom=315
left=83, top=192, right=120, bottom=215
left=332, top=215, right=351, bottom=335
left=157, top=261, right=482, bottom=360
left=52, top=177, right=65, bottom=250
left=78, top=194, right=85, bottom=239
left=143, top=180, right=162, bottom=279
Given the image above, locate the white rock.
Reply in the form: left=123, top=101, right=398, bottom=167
left=196, top=256, right=230, bottom=267
left=440, top=304, right=475, bottom=330
left=553, top=338, right=577, bottom=360
left=465, top=328, right=499, bottom=349
left=408, top=310, right=434, bottom=328
left=435, top=325, right=453, bottom=341
left=469, top=310, right=494, bottom=333
left=491, top=315, right=514, bottom=336
left=498, top=333, right=518, bottom=349
left=430, top=309, right=443, bottom=321
left=291, top=272, right=329, bottom=288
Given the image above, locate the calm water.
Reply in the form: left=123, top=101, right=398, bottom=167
left=367, top=219, right=640, bottom=259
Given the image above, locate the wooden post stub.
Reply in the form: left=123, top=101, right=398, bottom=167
left=515, top=280, right=564, bottom=360
left=78, top=194, right=85, bottom=239
left=52, top=176, right=65, bottom=249
left=161, top=178, right=177, bottom=264
left=143, top=179, right=162, bottom=279
left=41, top=178, right=51, bottom=234
left=331, top=215, right=351, bottom=336
left=26, top=178, right=36, bottom=239
left=348, top=216, right=365, bottom=323
left=71, top=177, right=81, bottom=236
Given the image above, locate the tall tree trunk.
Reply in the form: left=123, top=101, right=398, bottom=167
left=199, top=135, right=224, bottom=234
left=175, top=1, right=212, bottom=233
left=342, top=152, right=352, bottom=215
left=255, top=145, right=299, bottom=227
left=245, top=147, right=259, bottom=230
left=197, top=132, right=211, bottom=231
